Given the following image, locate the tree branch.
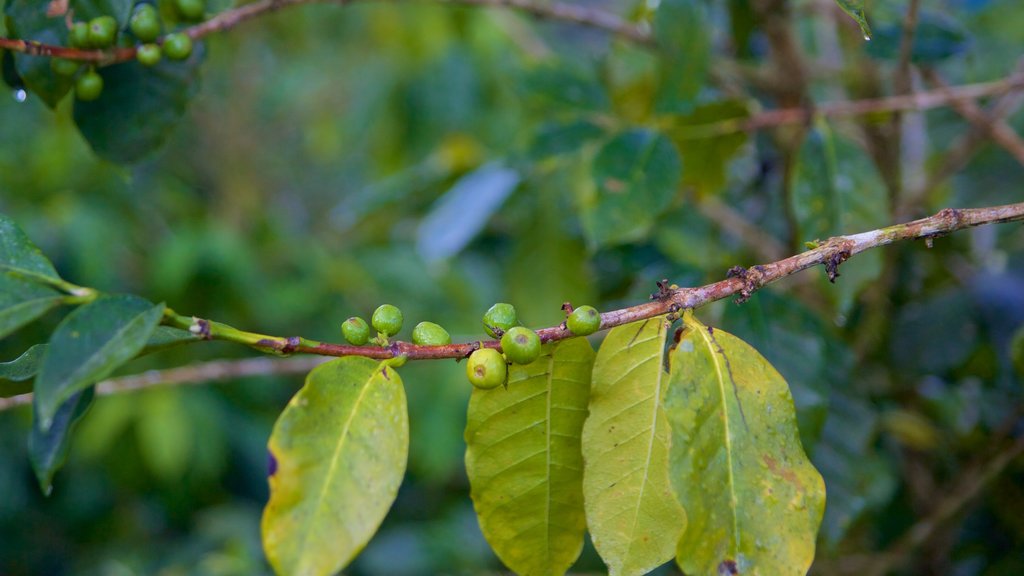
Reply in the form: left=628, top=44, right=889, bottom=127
left=0, top=0, right=649, bottom=63
left=0, top=356, right=328, bottom=412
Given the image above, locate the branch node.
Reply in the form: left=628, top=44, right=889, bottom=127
left=281, top=336, right=301, bottom=355
left=824, top=245, right=853, bottom=283
left=651, top=279, right=677, bottom=301
left=190, top=317, right=212, bottom=339
left=728, top=265, right=767, bottom=304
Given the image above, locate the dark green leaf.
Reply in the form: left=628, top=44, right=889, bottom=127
left=71, top=0, right=133, bottom=27
left=667, top=315, right=825, bottom=575
left=833, top=0, right=871, bottom=39
left=73, top=47, right=204, bottom=163
left=667, top=100, right=751, bottom=196
left=530, top=119, right=607, bottom=161
left=654, top=0, right=710, bottom=112
left=34, top=295, right=164, bottom=431
left=2, top=49, right=25, bottom=90
left=465, top=338, right=594, bottom=576
left=3, top=0, right=73, bottom=108
left=582, top=129, right=682, bottom=248
left=29, top=387, right=94, bottom=495
left=0, top=213, right=62, bottom=283
left=262, top=357, right=408, bottom=576
left=522, top=64, right=609, bottom=112
left=866, top=12, right=969, bottom=63
left=141, top=326, right=200, bottom=355
left=1012, top=325, right=1024, bottom=378
left=0, top=272, right=64, bottom=339
left=0, top=344, right=46, bottom=397
left=582, top=318, right=686, bottom=576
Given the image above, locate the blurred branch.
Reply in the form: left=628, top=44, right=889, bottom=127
left=0, top=0, right=650, bottom=63
left=0, top=356, right=327, bottom=412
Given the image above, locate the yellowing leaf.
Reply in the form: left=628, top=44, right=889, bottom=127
left=465, top=338, right=594, bottom=576
left=262, top=357, right=408, bottom=576
left=581, top=318, right=686, bottom=576
left=667, top=315, right=825, bottom=575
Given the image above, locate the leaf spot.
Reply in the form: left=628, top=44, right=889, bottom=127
left=718, top=559, right=739, bottom=575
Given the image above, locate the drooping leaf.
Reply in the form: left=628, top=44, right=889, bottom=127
left=581, top=317, right=686, bottom=576
left=791, top=122, right=889, bottom=312
left=667, top=315, right=825, bottom=575
left=29, top=387, right=94, bottom=495
left=34, top=295, right=165, bottom=431
left=73, top=47, right=204, bottom=163
left=416, top=161, right=520, bottom=263
left=833, top=0, right=871, bottom=39
left=0, top=344, right=46, bottom=397
left=667, top=99, right=751, bottom=196
left=653, top=0, right=710, bottom=113
left=582, top=130, right=682, bottom=249
left=3, top=0, right=73, bottom=108
left=0, top=213, right=62, bottom=284
left=262, top=357, right=408, bottom=576
left=0, top=272, right=64, bottom=339
left=465, top=338, right=594, bottom=576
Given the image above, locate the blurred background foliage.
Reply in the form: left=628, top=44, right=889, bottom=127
left=1, top=0, right=1024, bottom=574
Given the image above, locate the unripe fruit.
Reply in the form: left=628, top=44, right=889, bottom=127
left=130, top=5, right=161, bottom=43
left=69, top=22, right=90, bottom=48
left=501, top=326, right=541, bottom=365
left=136, top=44, right=162, bottom=67
left=342, top=317, right=370, bottom=345
left=175, top=0, right=205, bottom=20
left=371, top=304, right=403, bottom=337
left=466, top=348, right=506, bottom=390
left=567, top=305, right=601, bottom=336
left=87, top=16, right=118, bottom=48
left=75, top=69, right=103, bottom=101
left=50, top=57, right=81, bottom=77
left=412, top=322, right=451, bottom=346
left=482, top=302, right=517, bottom=338
left=162, top=33, right=193, bottom=60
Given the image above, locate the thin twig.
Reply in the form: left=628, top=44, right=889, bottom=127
left=0, top=0, right=649, bottom=63
left=161, top=202, right=1024, bottom=361
left=0, top=356, right=328, bottom=412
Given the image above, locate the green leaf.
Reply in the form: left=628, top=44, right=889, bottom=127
left=29, top=387, right=94, bottom=495
left=791, top=122, right=889, bottom=312
left=866, top=12, right=968, bottom=63
left=582, top=130, right=682, bottom=248
left=465, top=338, right=594, bottom=576
left=71, top=0, right=133, bottom=27
left=581, top=318, right=686, bottom=576
left=522, top=64, right=609, bottom=113
left=3, top=0, right=73, bottom=108
left=530, top=119, right=607, bottom=161
left=1012, top=325, right=1024, bottom=378
left=0, top=213, right=62, bottom=284
left=833, top=0, right=871, bottom=40
left=141, top=326, right=200, bottom=355
left=667, top=315, right=825, bottom=575
left=0, top=344, right=47, bottom=397
left=34, top=295, right=165, bottom=431
left=666, top=100, right=751, bottom=196
left=73, top=48, right=204, bottom=163
left=262, top=357, right=408, bottom=576
left=653, top=0, right=710, bottom=112
left=0, top=272, right=64, bottom=339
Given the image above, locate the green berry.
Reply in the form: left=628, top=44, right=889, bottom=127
left=371, top=304, right=403, bottom=337
left=75, top=68, right=103, bottom=101
left=87, top=15, right=118, bottom=48
left=50, top=57, right=81, bottom=77
left=482, top=302, right=518, bottom=339
left=466, top=348, right=507, bottom=390
left=174, top=0, right=205, bottom=20
left=130, top=5, right=161, bottom=43
left=136, top=43, right=161, bottom=66
left=501, top=326, right=541, bottom=365
left=412, top=322, right=451, bottom=346
left=162, top=32, right=193, bottom=60
left=342, top=317, right=370, bottom=345
left=69, top=22, right=91, bottom=48
left=567, top=305, right=601, bottom=336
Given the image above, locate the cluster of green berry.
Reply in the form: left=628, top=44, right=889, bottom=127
left=342, top=305, right=452, bottom=348
left=51, top=0, right=203, bottom=101
left=465, top=302, right=602, bottom=390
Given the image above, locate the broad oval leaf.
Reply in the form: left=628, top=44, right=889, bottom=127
left=3, top=0, right=73, bottom=108
left=581, top=318, right=686, bottom=576
left=667, top=315, right=825, bottom=575
left=465, top=338, right=594, bottom=576
left=0, top=213, right=61, bottom=284
left=582, top=130, right=682, bottom=249
left=73, top=48, right=204, bottom=163
left=262, top=357, right=409, bottom=576
left=0, top=272, right=64, bottom=339
left=34, top=295, right=165, bottom=431
left=30, top=387, right=94, bottom=495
